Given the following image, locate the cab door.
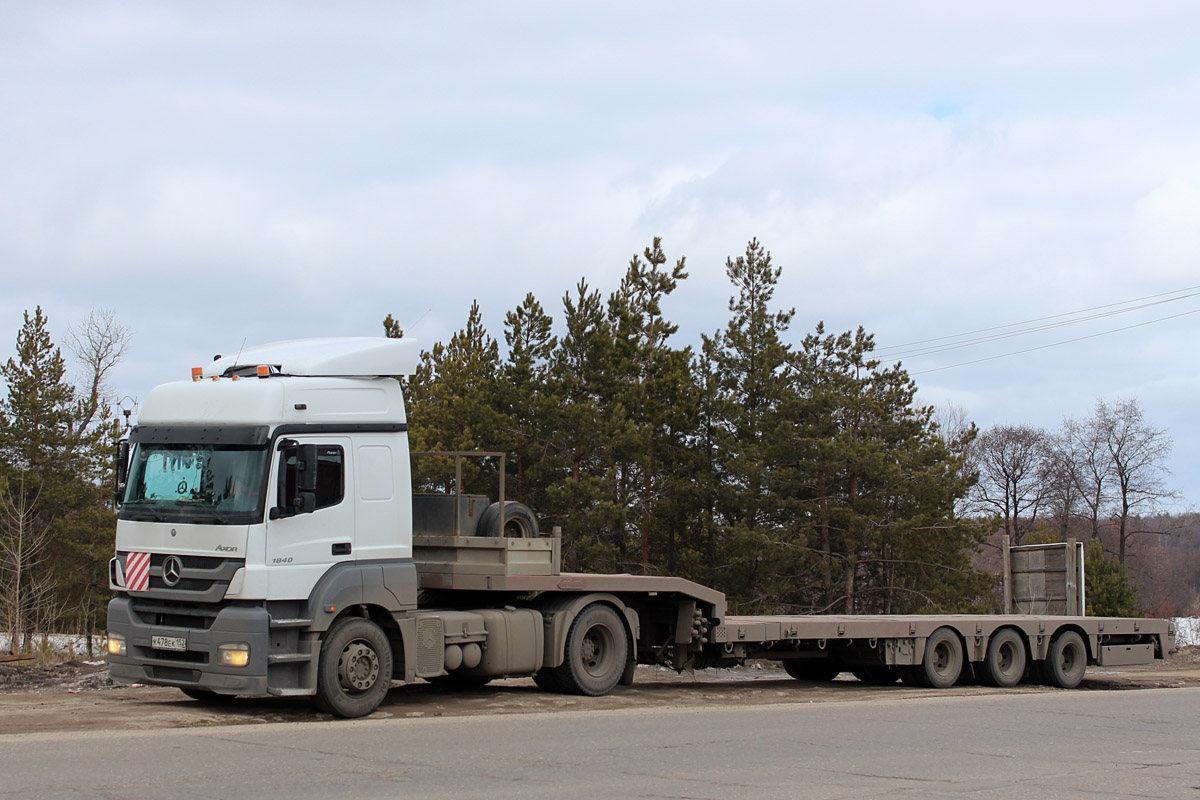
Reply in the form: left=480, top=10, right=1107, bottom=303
left=265, top=436, right=355, bottom=598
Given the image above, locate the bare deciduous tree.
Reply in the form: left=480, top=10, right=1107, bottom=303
left=1095, top=398, right=1177, bottom=563
left=968, top=424, right=1051, bottom=545
left=65, top=307, right=132, bottom=436
left=1044, top=418, right=1084, bottom=539
left=0, top=473, right=55, bottom=654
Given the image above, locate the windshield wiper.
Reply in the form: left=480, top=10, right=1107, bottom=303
left=173, top=504, right=239, bottom=525
left=120, top=502, right=166, bottom=522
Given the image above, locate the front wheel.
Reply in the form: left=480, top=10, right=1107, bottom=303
left=554, top=603, right=628, bottom=696
left=314, top=617, right=393, bottom=718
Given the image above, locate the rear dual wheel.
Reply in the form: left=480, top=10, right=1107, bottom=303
left=914, top=627, right=964, bottom=689
left=554, top=603, right=629, bottom=696
left=1042, top=631, right=1087, bottom=689
left=982, top=628, right=1027, bottom=688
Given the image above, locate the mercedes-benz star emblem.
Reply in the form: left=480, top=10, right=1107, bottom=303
left=162, top=555, right=183, bottom=587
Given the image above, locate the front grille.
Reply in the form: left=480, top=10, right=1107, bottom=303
left=151, top=577, right=211, bottom=592
left=117, top=552, right=244, bottom=603
left=130, top=599, right=220, bottom=630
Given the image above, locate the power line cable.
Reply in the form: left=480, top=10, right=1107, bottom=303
left=874, top=284, right=1200, bottom=355
left=910, top=307, right=1200, bottom=375
left=883, top=291, right=1200, bottom=360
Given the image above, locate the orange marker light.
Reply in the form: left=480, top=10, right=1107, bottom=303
left=191, top=367, right=202, bottom=382
left=257, top=365, right=270, bottom=376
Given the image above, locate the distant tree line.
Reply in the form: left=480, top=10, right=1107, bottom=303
left=388, top=238, right=996, bottom=615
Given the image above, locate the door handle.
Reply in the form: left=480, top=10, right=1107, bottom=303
left=331, top=542, right=352, bottom=556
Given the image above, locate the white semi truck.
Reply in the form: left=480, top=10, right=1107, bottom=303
left=107, top=338, right=1176, bottom=718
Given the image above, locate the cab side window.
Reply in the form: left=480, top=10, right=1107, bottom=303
left=281, top=445, right=344, bottom=513
left=313, top=446, right=343, bottom=509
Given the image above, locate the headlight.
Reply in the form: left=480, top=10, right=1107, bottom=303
left=107, top=633, right=126, bottom=657
left=218, top=642, right=250, bottom=667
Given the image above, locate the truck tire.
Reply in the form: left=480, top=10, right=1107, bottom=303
left=553, top=603, right=628, bottom=696
left=476, top=501, right=539, bottom=538
left=919, top=627, right=963, bottom=689
left=314, top=616, right=393, bottom=718
left=982, top=628, right=1027, bottom=688
left=782, top=659, right=842, bottom=682
left=1042, top=631, right=1087, bottom=689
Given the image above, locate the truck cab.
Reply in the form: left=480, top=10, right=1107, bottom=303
left=107, top=339, right=429, bottom=708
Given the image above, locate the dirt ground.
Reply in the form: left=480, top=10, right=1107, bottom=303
left=3, top=646, right=1198, bottom=736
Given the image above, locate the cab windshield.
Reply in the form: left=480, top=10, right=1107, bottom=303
left=120, top=443, right=269, bottom=525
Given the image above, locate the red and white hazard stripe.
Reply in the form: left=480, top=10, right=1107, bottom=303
left=126, top=552, right=151, bottom=592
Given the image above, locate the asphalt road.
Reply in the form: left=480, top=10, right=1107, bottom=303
left=4, top=687, right=1199, bottom=799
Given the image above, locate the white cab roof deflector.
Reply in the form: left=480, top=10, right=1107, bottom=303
left=204, top=337, right=420, bottom=378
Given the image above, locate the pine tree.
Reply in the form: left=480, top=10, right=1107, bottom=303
left=495, top=293, right=558, bottom=516
left=404, top=302, right=501, bottom=494
left=544, top=280, right=625, bottom=570
left=773, top=325, right=989, bottom=614
left=604, top=237, right=695, bottom=574
left=0, top=308, right=121, bottom=653
left=1085, top=538, right=1142, bottom=617
left=701, top=240, right=796, bottom=610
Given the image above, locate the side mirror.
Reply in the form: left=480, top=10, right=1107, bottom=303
left=298, top=444, right=319, bottom=493
left=113, top=441, right=130, bottom=508
left=271, top=443, right=319, bottom=519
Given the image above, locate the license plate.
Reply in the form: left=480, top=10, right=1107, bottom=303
left=151, top=635, right=187, bottom=652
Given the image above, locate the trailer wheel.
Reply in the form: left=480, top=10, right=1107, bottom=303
left=782, top=659, right=842, bottom=682
left=554, top=603, right=628, bottom=696
left=476, top=501, right=539, bottom=538
left=919, top=627, right=963, bottom=689
left=314, top=617, right=393, bottom=718
left=1043, top=631, right=1087, bottom=689
left=982, top=629, right=1027, bottom=688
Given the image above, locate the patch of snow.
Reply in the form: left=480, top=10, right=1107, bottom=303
left=1172, top=617, right=1200, bottom=647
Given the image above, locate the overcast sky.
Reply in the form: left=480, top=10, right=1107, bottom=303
left=2, top=2, right=1198, bottom=509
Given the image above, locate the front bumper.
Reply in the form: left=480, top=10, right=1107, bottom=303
left=107, top=596, right=271, bottom=696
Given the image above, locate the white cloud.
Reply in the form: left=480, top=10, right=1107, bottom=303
left=1, top=1, right=1199, bottom=507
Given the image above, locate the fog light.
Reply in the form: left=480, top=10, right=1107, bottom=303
left=107, top=633, right=126, bottom=657
left=218, top=642, right=250, bottom=667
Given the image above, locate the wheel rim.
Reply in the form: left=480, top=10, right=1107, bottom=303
left=932, top=642, right=952, bottom=676
left=581, top=624, right=615, bottom=677
left=1059, top=643, right=1079, bottom=675
left=338, top=640, right=380, bottom=693
left=998, top=642, right=1015, bottom=673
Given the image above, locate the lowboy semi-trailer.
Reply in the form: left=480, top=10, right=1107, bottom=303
left=106, top=338, right=1175, bottom=717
